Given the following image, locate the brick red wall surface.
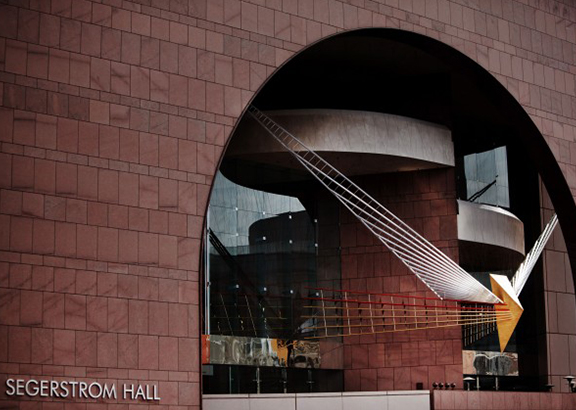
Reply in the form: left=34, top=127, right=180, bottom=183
left=340, top=169, right=463, bottom=391
left=539, top=184, right=576, bottom=391
left=0, top=0, right=575, bottom=408
left=432, top=390, right=576, bottom=410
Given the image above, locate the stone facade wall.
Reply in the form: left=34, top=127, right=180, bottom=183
left=432, top=389, right=576, bottom=410
left=540, top=184, right=576, bottom=392
left=340, top=169, right=462, bottom=391
left=0, top=0, right=575, bottom=407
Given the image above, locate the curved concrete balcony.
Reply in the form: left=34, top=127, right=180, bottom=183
left=225, top=109, right=454, bottom=176
left=457, top=200, right=525, bottom=271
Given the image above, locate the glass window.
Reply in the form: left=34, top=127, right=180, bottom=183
left=206, top=172, right=319, bottom=340
left=463, top=146, right=510, bottom=208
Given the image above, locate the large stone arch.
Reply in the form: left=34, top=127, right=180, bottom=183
left=3, top=1, right=576, bottom=409
left=203, top=26, right=576, bottom=394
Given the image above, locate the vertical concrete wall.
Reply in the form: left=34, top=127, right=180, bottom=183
left=0, top=0, right=574, bottom=407
left=339, top=169, right=463, bottom=391
left=432, top=389, right=576, bottom=410
left=0, top=1, right=209, bottom=407
left=540, top=184, right=576, bottom=391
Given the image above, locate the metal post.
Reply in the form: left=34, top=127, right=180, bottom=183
left=344, top=292, right=351, bottom=335
left=306, top=369, right=314, bottom=392
left=204, top=208, right=211, bottom=335
left=228, top=366, right=233, bottom=393
left=281, top=368, right=288, bottom=394
left=391, top=296, right=396, bottom=330
left=255, top=367, right=261, bottom=394
left=368, top=294, right=375, bottom=333
left=245, top=294, right=257, bottom=336
left=413, top=297, right=418, bottom=329
left=320, top=290, right=328, bottom=337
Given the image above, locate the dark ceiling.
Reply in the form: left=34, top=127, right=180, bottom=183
left=251, top=30, right=518, bottom=157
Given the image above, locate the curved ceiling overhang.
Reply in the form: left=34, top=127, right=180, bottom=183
left=225, top=109, right=454, bottom=180
left=457, top=199, right=525, bottom=256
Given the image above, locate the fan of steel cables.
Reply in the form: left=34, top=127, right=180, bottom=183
left=247, top=106, right=501, bottom=305
left=511, top=213, right=558, bottom=296
left=299, top=287, right=510, bottom=342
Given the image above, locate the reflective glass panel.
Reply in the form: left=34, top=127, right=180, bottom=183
left=463, top=146, right=510, bottom=208
left=206, top=172, right=318, bottom=340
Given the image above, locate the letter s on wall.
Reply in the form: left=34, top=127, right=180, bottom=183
left=5, top=379, right=15, bottom=396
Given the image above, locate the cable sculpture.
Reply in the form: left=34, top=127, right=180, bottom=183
left=248, top=106, right=500, bottom=303
left=246, top=106, right=558, bottom=351
left=511, top=213, right=558, bottom=295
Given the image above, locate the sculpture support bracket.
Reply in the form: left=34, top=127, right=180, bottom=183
left=490, top=274, right=524, bottom=352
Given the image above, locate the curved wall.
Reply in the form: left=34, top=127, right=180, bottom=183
left=228, top=109, right=454, bottom=175
left=457, top=200, right=525, bottom=255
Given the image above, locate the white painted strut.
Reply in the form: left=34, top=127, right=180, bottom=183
left=511, top=213, right=558, bottom=296
left=248, top=106, right=501, bottom=304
